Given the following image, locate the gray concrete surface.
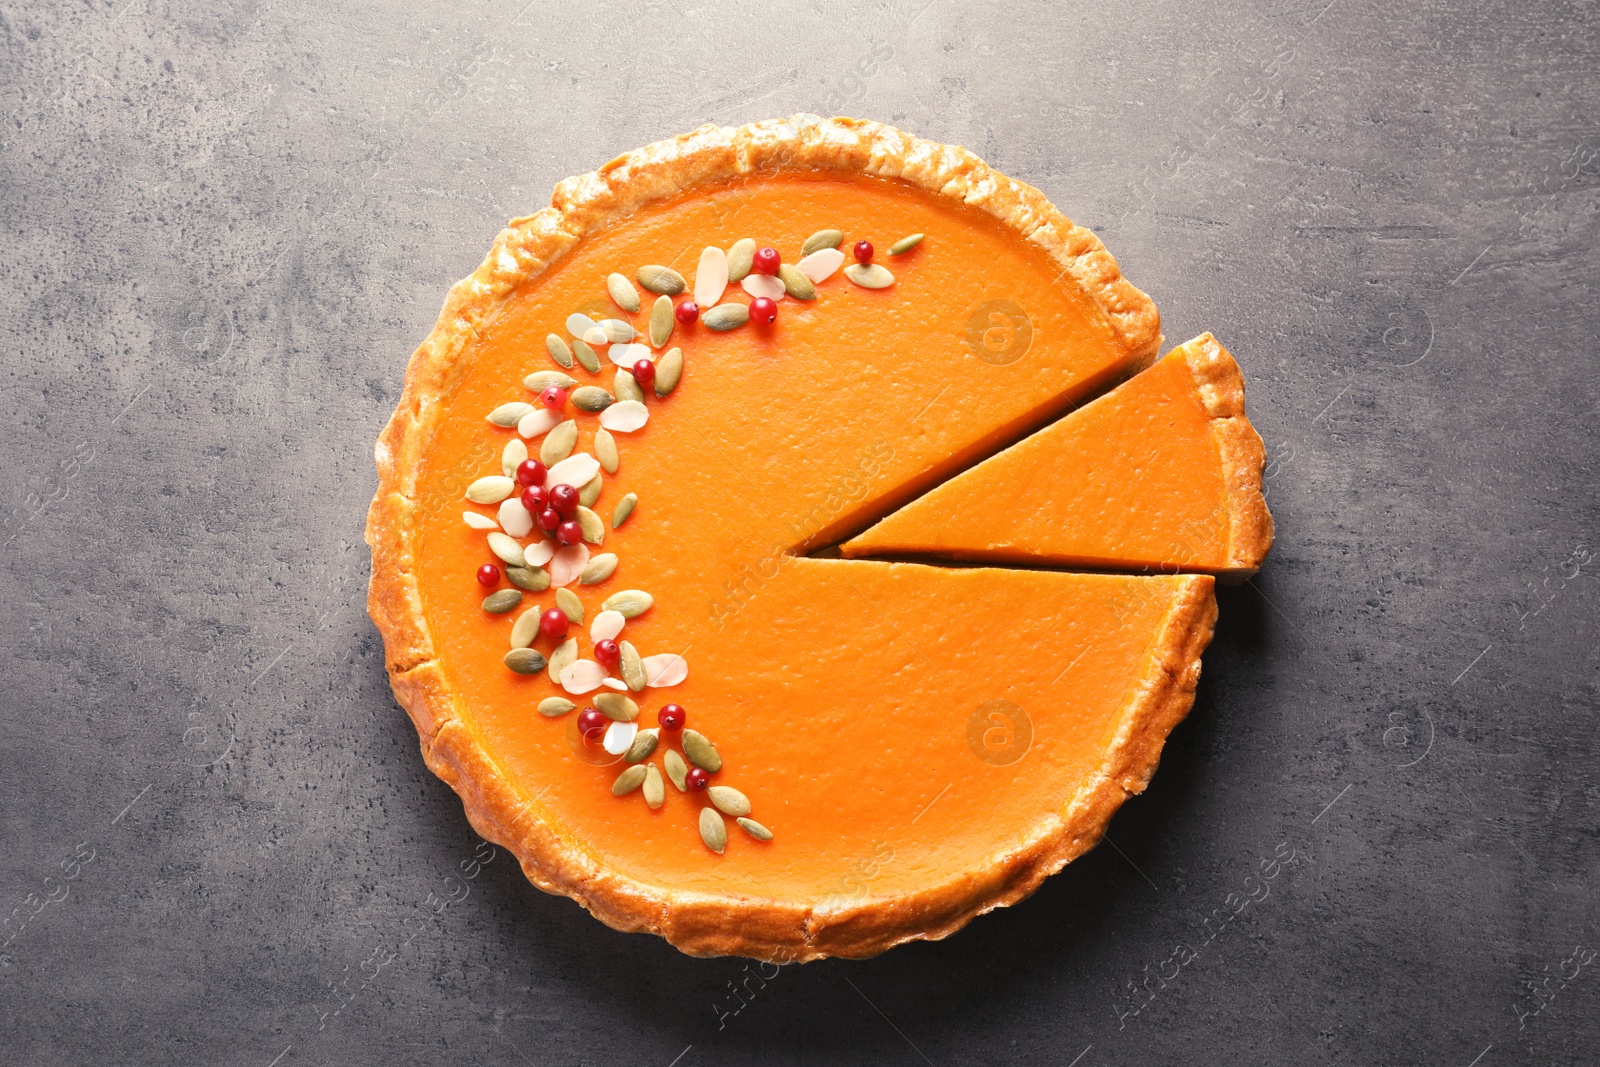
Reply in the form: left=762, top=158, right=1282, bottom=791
left=2, top=0, right=1597, bottom=1063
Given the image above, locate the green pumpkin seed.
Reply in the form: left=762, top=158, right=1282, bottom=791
left=606, top=272, right=640, bottom=313
left=578, top=471, right=603, bottom=508
left=736, top=817, right=773, bottom=841
left=699, top=807, right=727, bottom=853
left=624, top=727, right=659, bottom=763
left=580, top=553, right=618, bottom=585
left=546, top=637, right=577, bottom=684
left=612, top=764, right=647, bottom=796
left=778, top=263, right=816, bottom=300
left=501, top=437, right=528, bottom=478
left=523, top=370, right=578, bottom=393
left=598, top=318, right=635, bottom=343
left=503, top=648, right=546, bottom=674
left=488, top=401, right=534, bottom=427
left=707, top=785, right=751, bottom=817
left=619, top=640, right=646, bottom=692
left=614, top=368, right=644, bottom=404
left=481, top=589, right=522, bottom=615
left=802, top=229, right=844, bottom=255
left=843, top=263, right=895, bottom=289
left=555, top=587, right=584, bottom=624
left=702, top=304, right=749, bottom=331
left=540, top=420, right=578, bottom=466
left=643, top=764, right=665, bottom=808
left=570, top=386, right=614, bottom=412
left=664, top=749, right=689, bottom=791
left=681, top=729, right=722, bottom=772
left=726, top=238, right=756, bottom=282
left=595, top=692, right=639, bottom=721
left=510, top=607, right=541, bottom=648
left=546, top=333, right=574, bottom=368
left=576, top=506, right=605, bottom=545
left=572, top=338, right=601, bottom=373
left=888, top=232, right=925, bottom=255
left=505, top=565, right=550, bottom=592
left=602, top=589, right=652, bottom=617
left=487, top=532, right=525, bottom=566
left=611, top=492, right=637, bottom=529
left=649, top=295, right=674, bottom=348
left=467, top=475, right=515, bottom=504
left=654, top=348, right=682, bottom=397
left=595, top=427, right=619, bottom=474
left=538, top=696, right=576, bottom=717
left=637, top=264, right=687, bottom=295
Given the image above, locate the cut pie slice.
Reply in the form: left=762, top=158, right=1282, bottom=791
left=842, top=333, right=1274, bottom=576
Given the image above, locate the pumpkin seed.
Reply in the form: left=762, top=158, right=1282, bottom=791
left=614, top=368, right=644, bottom=404
left=510, top=607, right=541, bottom=648
left=619, top=640, right=646, bottom=692
left=643, top=764, right=665, bottom=808
left=654, top=348, right=682, bottom=397
left=523, top=370, right=578, bottom=393
left=736, top=817, right=773, bottom=841
left=606, top=272, right=640, bottom=313
left=488, top=401, right=534, bottom=427
left=546, top=637, right=577, bottom=684
left=572, top=338, right=601, bottom=373
left=595, top=427, right=619, bottom=474
left=570, top=386, right=614, bottom=412
left=624, top=727, right=659, bottom=763
left=602, top=588, right=652, bottom=617
left=501, top=437, right=528, bottom=478
left=481, top=589, right=522, bottom=614
left=538, top=696, right=576, bottom=717
left=681, top=729, right=722, bottom=772
left=637, top=264, right=687, bottom=295
left=505, top=565, right=550, bottom=592
left=503, top=648, right=546, bottom=674
left=485, top=533, right=523, bottom=567
left=778, top=263, right=817, bottom=300
left=649, top=295, right=674, bottom=348
left=802, top=229, right=844, bottom=255
left=546, top=333, right=574, bottom=368
left=888, top=232, right=925, bottom=255
left=540, top=420, right=578, bottom=466
left=595, top=692, right=639, bottom=721
left=598, top=318, right=635, bottom=343
left=467, top=475, right=515, bottom=504
left=664, top=749, right=689, bottom=791
left=707, top=785, right=751, bottom=817
left=612, top=764, right=647, bottom=796
left=610, top=492, right=638, bottom=529
left=555, top=587, right=584, bottom=624
left=726, top=238, right=756, bottom=282
left=699, top=807, right=727, bottom=853
left=580, top=553, right=618, bottom=585
left=579, top=471, right=604, bottom=507
left=843, top=263, right=895, bottom=289
left=576, top=506, right=605, bottom=545
left=702, top=304, right=749, bottom=331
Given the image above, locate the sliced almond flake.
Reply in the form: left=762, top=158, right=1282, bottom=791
left=463, top=511, right=498, bottom=531
left=567, top=313, right=598, bottom=339
left=598, top=318, right=636, bottom=343
left=546, top=452, right=601, bottom=489
left=517, top=407, right=563, bottom=439
left=694, top=245, right=729, bottom=307
left=549, top=543, right=590, bottom=587
left=497, top=498, right=534, bottom=538
left=589, top=609, right=626, bottom=642
left=601, top=678, right=629, bottom=691
left=642, top=653, right=689, bottom=688
left=522, top=539, right=556, bottom=567
left=582, top=325, right=609, bottom=347
left=740, top=274, right=786, bottom=301
left=602, top=720, right=637, bottom=755
left=796, top=248, right=846, bottom=284
left=559, top=659, right=607, bottom=694
left=608, top=342, right=652, bottom=368
left=598, top=400, right=649, bottom=433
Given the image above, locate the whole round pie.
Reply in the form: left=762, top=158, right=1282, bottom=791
left=366, top=115, right=1273, bottom=960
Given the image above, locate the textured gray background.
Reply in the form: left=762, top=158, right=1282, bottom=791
left=2, top=0, right=1597, bottom=1063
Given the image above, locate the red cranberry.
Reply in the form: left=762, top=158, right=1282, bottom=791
left=515, top=459, right=547, bottom=487
left=520, top=484, right=547, bottom=513
left=577, top=707, right=607, bottom=743
left=685, top=767, right=710, bottom=791
left=752, top=246, right=780, bottom=275
left=550, top=483, right=579, bottom=518
left=658, top=704, right=685, bottom=731
left=556, top=520, right=582, bottom=546
left=537, top=507, right=561, bottom=534
left=539, top=609, right=569, bottom=640
left=853, top=240, right=874, bottom=264
left=675, top=301, right=699, bottom=324
left=476, top=564, right=500, bottom=588
left=540, top=386, right=567, bottom=410
left=594, top=639, right=620, bottom=670
left=750, top=296, right=777, bottom=324
left=632, top=358, right=656, bottom=390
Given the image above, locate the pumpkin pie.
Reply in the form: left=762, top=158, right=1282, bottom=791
left=366, top=116, right=1271, bottom=961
